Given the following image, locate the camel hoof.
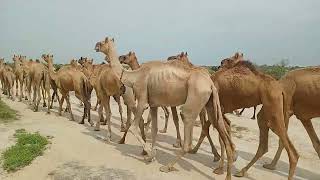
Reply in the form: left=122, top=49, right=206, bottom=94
left=263, top=163, right=276, bottom=170
left=159, top=129, right=167, bottom=133
left=160, top=166, right=176, bottom=173
left=46, top=112, right=50, bottom=115
left=188, top=149, right=197, bottom=154
left=101, top=122, right=107, bottom=125
left=141, top=150, right=148, bottom=156
left=213, top=167, right=224, bottom=175
left=173, top=142, right=182, bottom=148
left=234, top=170, right=247, bottom=177
left=79, top=121, right=84, bottom=124
left=89, top=121, right=94, bottom=127
left=94, top=127, right=100, bottom=131
left=43, top=104, right=47, bottom=107
left=233, top=151, right=238, bottom=162
left=251, top=117, right=255, bottom=120
left=118, top=138, right=125, bottom=144
left=120, top=125, right=126, bottom=132
left=213, top=155, right=221, bottom=162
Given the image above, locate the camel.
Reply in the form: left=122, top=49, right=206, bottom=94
left=118, top=51, right=213, bottom=151
left=20, top=56, right=51, bottom=112
left=2, top=63, right=16, bottom=100
left=118, top=52, right=171, bottom=133
left=80, top=58, right=126, bottom=132
left=42, top=54, right=92, bottom=125
left=190, top=52, right=299, bottom=179
left=95, top=37, right=234, bottom=180
left=13, top=55, right=25, bottom=101
left=0, top=58, right=5, bottom=93
left=262, top=66, right=320, bottom=170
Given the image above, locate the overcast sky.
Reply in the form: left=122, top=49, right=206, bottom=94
left=1, top=0, right=319, bottom=66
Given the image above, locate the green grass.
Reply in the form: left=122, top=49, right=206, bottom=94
left=1, top=129, right=49, bottom=172
left=0, top=100, right=17, bottom=122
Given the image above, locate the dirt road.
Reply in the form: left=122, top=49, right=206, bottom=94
left=0, top=95, right=319, bottom=180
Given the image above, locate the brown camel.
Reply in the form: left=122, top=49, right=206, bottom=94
left=42, top=54, right=92, bottom=125
left=263, top=66, right=320, bottom=170
left=190, top=53, right=299, bottom=179
left=81, top=58, right=126, bottom=132
left=13, top=55, right=25, bottom=101
left=2, top=63, right=16, bottom=100
left=0, top=58, right=5, bottom=93
left=95, top=37, right=234, bottom=180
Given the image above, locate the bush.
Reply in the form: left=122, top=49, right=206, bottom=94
left=0, top=100, right=17, bottom=122
left=1, top=129, right=49, bottom=172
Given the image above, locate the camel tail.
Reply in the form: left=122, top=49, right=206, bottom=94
left=210, top=85, right=234, bottom=153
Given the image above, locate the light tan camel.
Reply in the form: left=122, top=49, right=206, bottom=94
left=191, top=53, right=299, bottom=180
left=95, top=37, right=234, bottom=180
left=13, top=55, right=25, bottom=101
left=42, top=54, right=92, bottom=124
left=263, top=66, right=320, bottom=170
left=118, top=52, right=171, bottom=133
left=20, top=56, right=51, bottom=112
left=81, top=58, right=126, bottom=132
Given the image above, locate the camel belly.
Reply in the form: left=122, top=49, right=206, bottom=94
left=148, top=81, right=188, bottom=107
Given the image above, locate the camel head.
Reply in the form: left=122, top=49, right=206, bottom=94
left=70, top=59, right=78, bottom=67
left=42, top=54, right=54, bottom=64
left=119, top=51, right=136, bottom=65
left=220, top=52, right=244, bottom=69
left=95, top=37, right=115, bottom=55
left=78, top=57, right=88, bottom=66
left=82, top=58, right=94, bottom=69
left=13, top=55, right=20, bottom=62
left=0, top=58, right=4, bottom=66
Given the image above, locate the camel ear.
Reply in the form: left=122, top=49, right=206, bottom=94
left=90, top=59, right=93, bottom=64
left=111, top=38, right=114, bottom=42
left=128, top=51, right=131, bottom=55
left=131, top=52, right=135, bottom=56
left=185, top=52, right=188, bottom=56
left=234, top=52, right=240, bottom=59
left=105, top=37, right=109, bottom=42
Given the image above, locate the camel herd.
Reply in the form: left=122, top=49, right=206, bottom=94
left=0, top=37, right=319, bottom=180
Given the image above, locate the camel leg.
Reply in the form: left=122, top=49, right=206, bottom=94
left=58, top=95, right=65, bottom=116
left=36, top=83, right=42, bottom=111
left=251, top=106, right=257, bottom=120
left=160, top=85, right=209, bottom=174
left=41, top=84, right=47, bottom=107
left=171, top=107, right=182, bottom=148
left=239, top=108, right=245, bottom=115
left=114, top=95, right=125, bottom=132
left=19, top=78, right=24, bottom=102
left=159, top=106, right=170, bottom=133
left=235, top=110, right=269, bottom=177
left=50, top=91, right=56, bottom=109
left=65, top=94, right=74, bottom=121
left=301, top=120, right=320, bottom=158
left=96, top=104, right=104, bottom=131
left=15, top=79, right=18, bottom=97
left=150, top=107, right=158, bottom=149
left=93, top=99, right=99, bottom=111
left=189, top=120, right=209, bottom=153
left=144, top=111, right=152, bottom=132
left=103, top=96, right=112, bottom=140
left=45, top=80, right=51, bottom=114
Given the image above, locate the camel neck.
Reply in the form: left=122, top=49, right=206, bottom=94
left=129, top=59, right=140, bottom=70
left=47, top=62, right=57, bottom=81
left=105, top=45, right=122, bottom=75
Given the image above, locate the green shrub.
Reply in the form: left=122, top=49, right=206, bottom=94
left=1, top=129, right=49, bottom=172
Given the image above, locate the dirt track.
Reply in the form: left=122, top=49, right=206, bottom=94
left=0, top=94, right=319, bottom=180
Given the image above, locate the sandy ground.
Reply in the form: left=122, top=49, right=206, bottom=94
left=0, top=93, right=319, bottom=180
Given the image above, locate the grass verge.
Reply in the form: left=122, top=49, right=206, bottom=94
left=1, top=129, right=49, bottom=172
left=0, top=100, right=17, bottom=122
